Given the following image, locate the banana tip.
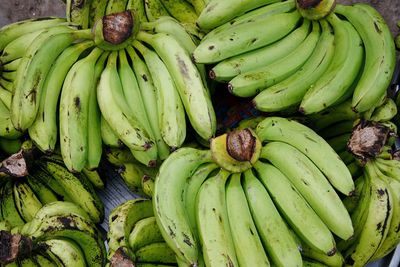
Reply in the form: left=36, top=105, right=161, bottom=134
left=327, top=247, right=337, bottom=256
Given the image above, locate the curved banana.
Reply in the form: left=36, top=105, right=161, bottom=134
left=89, top=0, right=108, bottom=27
left=226, top=173, right=270, bottom=266
left=13, top=181, right=43, bottom=222
left=154, top=148, right=212, bottom=266
left=40, top=238, right=87, bottom=267
left=144, top=0, right=170, bottom=21
left=128, top=216, right=164, bottom=252
left=299, top=13, right=364, bottom=114
left=260, top=142, right=353, bottom=240
left=100, top=115, right=123, bottom=148
left=25, top=175, right=58, bottom=205
left=243, top=169, right=302, bottom=267
left=159, top=0, right=197, bottom=26
left=196, top=169, right=239, bottom=267
left=0, top=181, right=25, bottom=227
left=135, top=242, right=176, bottom=264
left=137, top=31, right=216, bottom=141
left=256, top=117, right=354, bottom=195
left=106, top=0, right=129, bottom=14
left=126, top=0, right=148, bottom=23
left=228, top=20, right=320, bottom=98
left=66, top=0, right=93, bottom=28
left=335, top=4, right=396, bottom=113
left=0, top=89, right=23, bottom=139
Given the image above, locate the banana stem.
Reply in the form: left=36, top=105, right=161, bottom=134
left=73, top=29, right=93, bottom=40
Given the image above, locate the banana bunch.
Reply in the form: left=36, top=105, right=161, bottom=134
left=66, top=0, right=204, bottom=37
left=192, top=0, right=396, bottom=116
left=107, top=198, right=178, bottom=266
left=0, top=201, right=106, bottom=267
left=153, top=116, right=355, bottom=267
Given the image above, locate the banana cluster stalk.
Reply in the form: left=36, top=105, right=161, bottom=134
left=192, top=0, right=396, bottom=116
left=0, top=202, right=106, bottom=267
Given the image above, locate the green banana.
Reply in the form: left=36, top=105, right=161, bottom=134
left=0, top=17, right=67, bottom=51
left=0, top=181, right=25, bottom=227
left=40, top=238, right=87, bottom=267
left=159, top=0, right=197, bottom=25
left=186, top=0, right=205, bottom=15
left=0, top=87, right=12, bottom=109
left=89, top=0, right=108, bottom=27
left=27, top=40, right=94, bottom=153
left=370, top=98, right=398, bottom=122
left=0, top=138, right=21, bottom=154
left=66, top=0, right=93, bottom=28
left=256, top=117, right=354, bottom=196
left=154, top=148, right=212, bottom=266
left=317, top=120, right=354, bottom=140
left=82, top=168, right=104, bottom=189
left=0, top=78, right=13, bottom=92
left=243, top=169, right=302, bottom=267
left=226, top=173, right=270, bottom=266
left=132, top=41, right=186, bottom=149
left=18, top=258, right=40, bottom=267
left=1, top=71, right=17, bottom=81
left=335, top=4, right=396, bottom=113
left=253, top=19, right=335, bottom=112
left=137, top=31, right=216, bottom=141
left=32, top=254, right=57, bottom=267
left=210, top=19, right=310, bottom=82
left=126, top=0, right=148, bottom=23
left=0, top=98, right=22, bottom=139
left=118, top=49, right=158, bottom=166
left=196, top=170, right=239, bottom=267
left=260, top=142, right=353, bottom=240
left=299, top=13, right=364, bottom=114
left=343, top=176, right=365, bottom=214
left=228, top=21, right=320, bottom=98
left=128, top=216, right=164, bottom=252
left=125, top=46, right=170, bottom=160
left=13, top=181, right=43, bottom=222
left=192, top=10, right=301, bottom=64
left=86, top=51, right=109, bottom=170
left=117, top=162, right=146, bottom=193
left=97, top=51, right=154, bottom=152
left=141, top=175, right=155, bottom=197
left=59, top=47, right=104, bottom=172
left=106, top=0, right=129, bottom=14
left=196, top=0, right=281, bottom=30
left=11, top=25, right=91, bottom=131
left=101, top=115, right=124, bottom=148
left=1, top=58, right=22, bottom=72
left=105, top=147, right=137, bottom=165
left=253, top=162, right=336, bottom=255
left=144, top=0, right=170, bottom=21
left=135, top=242, right=176, bottom=264
left=107, top=198, right=153, bottom=257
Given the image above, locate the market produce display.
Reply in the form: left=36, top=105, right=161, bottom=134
left=0, top=0, right=399, bottom=266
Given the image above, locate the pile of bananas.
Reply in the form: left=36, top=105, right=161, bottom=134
left=0, top=201, right=106, bottom=266
left=193, top=0, right=396, bottom=116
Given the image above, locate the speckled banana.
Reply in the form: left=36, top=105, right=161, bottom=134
left=196, top=169, right=239, bottom=267
left=0, top=181, right=25, bottom=227
left=100, top=115, right=123, bottom=148
left=13, top=181, right=43, bottom=222
left=0, top=94, right=23, bottom=138
left=196, top=0, right=281, bottom=30
left=132, top=41, right=186, bottom=149
left=144, top=0, right=170, bottom=21
left=25, top=175, right=58, bottom=205
left=128, top=216, right=164, bottom=252
left=160, top=0, right=197, bottom=26
left=66, top=0, right=93, bottom=28
left=106, top=0, right=129, bottom=14
left=335, top=4, right=396, bottom=113
left=154, top=148, right=212, bottom=266
left=260, top=142, right=353, bottom=241
left=137, top=31, right=216, bottom=141
left=40, top=238, right=87, bottom=267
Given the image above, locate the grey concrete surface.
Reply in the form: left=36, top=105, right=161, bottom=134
left=0, top=0, right=398, bottom=37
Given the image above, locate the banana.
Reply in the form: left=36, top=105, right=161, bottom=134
left=29, top=214, right=106, bottom=267
left=1, top=58, right=22, bottom=72
left=11, top=25, right=92, bottom=131
left=0, top=17, right=67, bottom=51
left=144, top=0, right=170, bottom=21
left=132, top=41, right=186, bottom=149
left=33, top=254, right=57, bottom=267
left=82, top=168, right=104, bottom=189
left=97, top=51, right=154, bottom=152
left=260, top=142, right=353, bottom=241
left=335, top=4, right=396, bottom=113
left=159, top=0, right=197, bottom=25
left=118, top=49, right=158, bottom=166
left=59, top=47, right=103, bottom=172
left=243, top=169, right=302, bottom=267
left=86, top=51, right=109, bottom=170
left=13, top=181, right=43, bottom=222
left=1, top=29, right=45, bottom=64
left=0, top=138, right=21, bottom=154
left=107, top=198, right=153, bottom=257
left=0, top=78, right=13, bottom=92
left=135, top=242, right=176, bottom=264
left=343, top=176, right=365, bottom=214
left=226, top=173, right=270, bottom=266
left=299, top=13, right=364, bottom=114
left=40, top=238, right=87, bottom=267
left=253, top=19, right=335, bottom=112
left=106, top=0, right=129, bottom=14
left=210, top=19, right=310, bottom=82
left=1, top=71, right=17, bottom=81
left=117, top=162, right=145, bottom=193
left=89, top=0, right=108, bottom=27
left=253, top=162, right=336, bottom=255
left=141, top=175, right=155, bottom=197
left=128, top=216, right=164, bottom=252
left=228, top=21, right=320, bottom=98
left=318, top=120, right=354, bottom=140
left=126, top=0, right=148, bottom=23
left=18, top=258, right=40, bottom=267
left=186, top=0, right=205, bottom=15
left=137, top=31, right=216, bottom=141
left=375, top=158, right=400, bottom=183
left=344, top=163, right=393, bottom=266
left=192, top=10, right=301, bottom=64
left=101, top=116, right=124, bottom=148
left=37, top=160, right=104, bottom=223
left=196, top=0, right=281, bottom=30
left=196, top=169, right=239, bottom=267
left=154, top=148, right=212, bottom=266
left=66, top=0, right=93, bottom=28
left=105, top=147, right=137, bottom=165
left=370, top=98, right=398, bottom=122
left=183, top=162, right=218, bottom=238
left=256, top=117, right=354, bottom=196
left=0, top=181, right=25, bottom=227
left=27, top=40, right=94, bottom=152
left=0, top=87, right=12, bottom=109
left=125, top=46, right=170, bottom=160
left=0, top=98, right=22, bottom=139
